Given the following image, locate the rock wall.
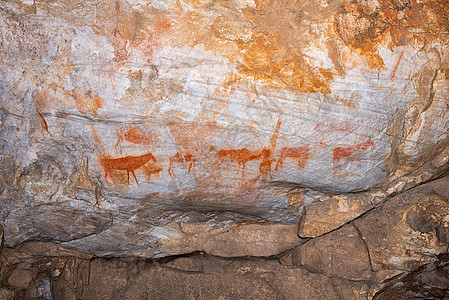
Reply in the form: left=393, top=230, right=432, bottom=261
left=0, top=0, right=449, bottom=298
left=1, top=176, right=448, bottom=299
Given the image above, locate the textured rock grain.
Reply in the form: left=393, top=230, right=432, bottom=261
left=292, top=224, right=372, bottom=281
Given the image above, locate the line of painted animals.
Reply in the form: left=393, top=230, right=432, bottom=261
left=99, top=137, right=375, bottom=185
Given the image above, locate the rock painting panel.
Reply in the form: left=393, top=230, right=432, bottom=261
left=332, top=140, right=375, bottom=175
left=1, top=0, right=448, bottom=232
left=99, top=152, right=157, bottom=185
left=168, top=152, right=195, bottom=177
left=115, top=126, right=160, bottom=154
left=275, top=146, right=311, bottom=171
left=36, top=109, right=51, bottom=137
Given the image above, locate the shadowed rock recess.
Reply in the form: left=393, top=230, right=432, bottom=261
left=1, top=0, right=448, bottom=298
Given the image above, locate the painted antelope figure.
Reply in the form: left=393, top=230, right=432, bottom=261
left=256, top=149, right=274, bottom=182
left=99, top=152, right=157, bottom=185
left=214, top=147, right=264, bottom=178
left=168, top=152, right=195, bottom=177
left=115, top=126, right=160, bottom=154
left=332, top=140, right=375, bottom=166
left=275, top=145, right=311, bottom=171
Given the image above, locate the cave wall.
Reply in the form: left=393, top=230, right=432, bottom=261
left=0, top=0, right=449, bottom=298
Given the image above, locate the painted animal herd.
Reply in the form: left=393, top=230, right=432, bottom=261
left=98, top=125, right=375, bottom=185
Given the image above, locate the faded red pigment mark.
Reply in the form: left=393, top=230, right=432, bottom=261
left=111, top=0, right=129, bottom=62
left=168, top=152, right=195, bottom=177
left=332, top=140, right=375, bottom=166
left=213, top=119, right=282, bottom=181
left=99, top=152, right=156, bottom=185
left=256, top=149, right=274, bottom=182
left=313, top=121, right=351, bottom=134
left=391, top=50, right=405, bottom=80
left=142, top=164, right=162, bottom=181
left=36, top=109, right=50, bottom=137
left=213, top=147, right=264, bottom=178
left=213, top=73, right=242, bottom=98
left=275, top=145, right=311, bottom=171
left=115, top=127, right=160, bottom=154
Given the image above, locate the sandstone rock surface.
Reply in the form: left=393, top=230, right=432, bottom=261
left=1, top=0, right=449, bottom=280
left=355, top=176, right=449, bottom=271
left=292, top=223, right=372, bottom=280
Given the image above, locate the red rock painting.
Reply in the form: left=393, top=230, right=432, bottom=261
left=214, top=147, right=264, bottom=179
left=332, top=140, right=375, bottom=167
left=391, top=50, right=405, bottom=80
left=68, top=89, right=106, bottom=118
left=36, top=109, right=51, bottom=137
left=275, top=146, right=311, bottom=171
left=313, top=121, right=351, bottom=134
left=115, top=126, right=160, bottom=154
left=212, top=119, right=283, bottom=181
left=168, top=152, right=195, bottom=177
left=256, top=149, right=275, bottom=182
left=99, top=152, right=157, bottom=185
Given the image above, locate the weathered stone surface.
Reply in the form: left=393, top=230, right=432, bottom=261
left=0, top=242, right=92, bottom=266
left=298, top=191, right=378, bottom=237
left=292, top=224, right=372, bottom=281
left=0, top=288, right=15, bottom=300
left=49, top=256, right=370, bottom=300
left=355, top=176, right=449, bottom=271
left=7, top=265, right=32, bottom=290
left=373, top=254, right=449, bottom=300
left=1, top=233, right=447, bottom=299
left=159, top=223, right=300, bottom=257
left=54, top=221, right=300, bottom=258
left=0, top=224, right=3, bottom=255
left=1, top=0, right=449, bottom=259
left=3, top=202, right=113, bottom=247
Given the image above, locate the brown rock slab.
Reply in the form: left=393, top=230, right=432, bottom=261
left=298, top=192, right=375, bottom=238
left=50, top=255, right=370, bottom=300
left=0, top=224, right=3, bottom=255
left=160, top=223, right=300, bottom=257
left=0, top=288, right=15, bottom=300
left=292, top=223, right=372, bottom=281
left=355, top=177, right=449, bottom=271
left=7, top=266, right=32, bottom=290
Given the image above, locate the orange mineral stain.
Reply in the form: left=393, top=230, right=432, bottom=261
left=99, top=152, right=157, bottom=185
left=334, top=0, right=449, bottom=71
